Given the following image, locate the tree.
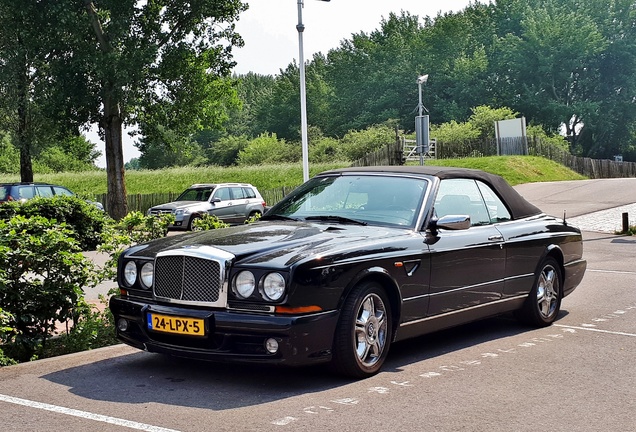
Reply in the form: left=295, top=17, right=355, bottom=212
left=29, top=1, right=247, bottom=219
left=227, top=72, right=277, bottom=138
left=324, top=12, right=423, bottom=136
left=417, top=4, right=495, bottom=124
left=137, top=128, right=207, bottom=170
left=493, top=1, right=608, bottom=152
left=468, top=106, right=518, bottom=141
left=0, top=1, right=52, bottom=181
left=203, top=134, right=250, bottom=166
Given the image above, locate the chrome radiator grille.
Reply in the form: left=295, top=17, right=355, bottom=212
left=149, top=209, right=174, bottom=216
left=154, top=255, right=222, bottom=303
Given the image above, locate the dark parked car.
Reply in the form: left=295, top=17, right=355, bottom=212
left=147, top=183, right=266, bottom=229
left=110, top=166, right=587, bottom=378
left=0, top=182, right=104, bottom=210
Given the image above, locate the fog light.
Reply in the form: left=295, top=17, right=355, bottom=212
left=117, top=318, right=129, bottom=332
left=265, top=338, right=279, bottom=354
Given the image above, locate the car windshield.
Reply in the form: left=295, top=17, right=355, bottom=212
left=175, top=187, right=215, bottom=202
left=266, top=174, right=429, bottom=227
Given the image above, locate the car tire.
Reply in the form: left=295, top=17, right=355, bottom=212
left=331, top=281, right=392, bottom=379
left=247, top=211, right=262, bottom=223
left=517, top=257, right=562, bottom=327
left=187, top=214, right=200, bottom=231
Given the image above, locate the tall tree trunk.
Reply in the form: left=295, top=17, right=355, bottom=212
left=16, top=55, right=33, bottom=182
left=85, top=0, right=127, bottom=219
left=102, top=91, right=128, bottom=220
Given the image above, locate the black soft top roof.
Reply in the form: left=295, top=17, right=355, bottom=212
left=318, top=166, right=543, bottom=220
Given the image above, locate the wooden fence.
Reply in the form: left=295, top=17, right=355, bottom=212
left=96, top=135, right=636, bottom=213
left=350, top=140, right=404, bottom=167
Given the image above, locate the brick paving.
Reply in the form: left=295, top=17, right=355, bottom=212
left=568, top=203, right=636, bottom=234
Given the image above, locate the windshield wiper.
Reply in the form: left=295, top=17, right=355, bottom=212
left=260, top=214, right=300, bottom=221
left=304, top=215, right=368, bottom=226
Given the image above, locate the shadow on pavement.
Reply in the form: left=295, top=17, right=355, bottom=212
left=41, top=314, right=546, bottom=411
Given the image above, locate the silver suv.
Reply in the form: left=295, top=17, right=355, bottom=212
left=147, top=183, right=266, bottom=230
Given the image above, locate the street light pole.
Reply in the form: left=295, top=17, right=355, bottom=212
left=297, top=0, right=329, bottom=182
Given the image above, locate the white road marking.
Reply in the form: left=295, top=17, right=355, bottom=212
left=554, top=325, right=636, bottom=337
left=587, top=269, right=636, bottom=275
left=272, top=416, right=298, bottom=426
left=0, top=394, right=180, bottom=432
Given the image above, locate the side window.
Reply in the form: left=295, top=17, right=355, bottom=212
left=243, top=187, right=256, bottom=199
left=434, top=179, right=490, bottom=226
left=36, top=185, right=54, bottom=198
left=214, top=188, right=231, bottom=201
left=18, top=186, right=36, bottom=199
left=476, top=181, right=511, bottom=223
left=231, top=187, right=246, bottom=200
left=52, top=186, right=73, bottom=197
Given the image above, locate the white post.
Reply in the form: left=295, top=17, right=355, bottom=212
left=297, top=0, right=309, bottom=182
left=416, top=74, right=428, bottom=166
left=418, top=81, right=423, bottom=117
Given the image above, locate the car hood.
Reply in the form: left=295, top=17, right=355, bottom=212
left=126, top=221, right=416, bottom=268
left=151, top=201, right=205, bottom=211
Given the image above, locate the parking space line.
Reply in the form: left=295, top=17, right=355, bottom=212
left=587, top=269, right=636, bottom=275
left=554, top=325, right=636, bottom=337
left=0, top=394, right=181, bottom=432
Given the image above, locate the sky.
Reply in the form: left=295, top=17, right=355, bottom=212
left=92, top=0, right=475, bottom=168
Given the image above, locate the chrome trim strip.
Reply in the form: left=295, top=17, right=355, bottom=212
left=399, top=294, right=527, bottom=327
left=427, top=279, right=504, bottom=297
left=401, top=274, right=533, bottom=302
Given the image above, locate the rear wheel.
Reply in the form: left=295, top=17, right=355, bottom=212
left=332, top=281, right=392, bottom=379
left=518, top=257, right=562, bottom=326
left=247, top=211, right=262, bottom=222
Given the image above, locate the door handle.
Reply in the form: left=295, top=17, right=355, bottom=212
left=488, top=235, right=504, bottom=241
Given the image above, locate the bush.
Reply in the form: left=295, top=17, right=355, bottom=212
left=237, top=133, right=301, bottom=165
left=41, top=298, right=119, bottom=357
left=0, top=197, right=179, bottom=364
left=97, top=211, right=175, bottom=283
left=0, top=195, right=109, bottom=251
left=191, top=214, right=230, bottom=230
left=339, top=124, right=396, bottom=161
left=0, top=308, right=17, bottom=366
left=0, top=215, right=97, bottom=362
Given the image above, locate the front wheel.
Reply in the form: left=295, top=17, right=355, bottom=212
left=332, top=281, right=392, bottom=379
left=517, top=257, right=563, bottom=327
left=187, top=214, right=201, bottom=231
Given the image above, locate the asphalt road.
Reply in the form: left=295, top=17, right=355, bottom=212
left=1, top=178, right=635, bottom=432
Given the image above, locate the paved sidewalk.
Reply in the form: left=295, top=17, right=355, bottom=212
left=568, top=203, right=636, bottom=234
left=514, top=178, right=636, bottom=234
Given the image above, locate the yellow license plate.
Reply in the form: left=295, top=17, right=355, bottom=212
left=147, top=313, right=206, bottom=336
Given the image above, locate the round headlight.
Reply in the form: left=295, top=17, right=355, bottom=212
left=123, top=261, right=137, bottom=286
left=233, top=271, right=256, bottom=298
left=262, top=273, right=286, bottom=301
left=140, top=262, right=154, bottom=289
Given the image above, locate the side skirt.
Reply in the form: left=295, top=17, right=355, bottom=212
left=394, top=295, right=527, bottom=342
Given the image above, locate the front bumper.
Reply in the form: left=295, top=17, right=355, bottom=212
left=109, top=296, right=339, bottom=366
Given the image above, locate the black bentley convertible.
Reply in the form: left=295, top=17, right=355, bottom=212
left=110, top=166, right=587, bottom=378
